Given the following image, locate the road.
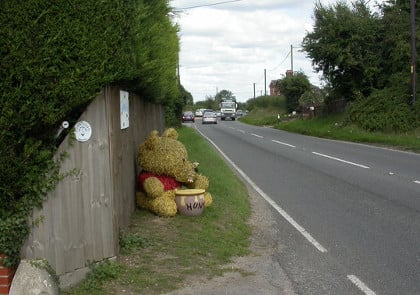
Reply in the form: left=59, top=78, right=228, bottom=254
left=191, top=119, right=420, bottom=295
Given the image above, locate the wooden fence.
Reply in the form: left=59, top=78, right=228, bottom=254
left=21, top=85, right=165, bottom=288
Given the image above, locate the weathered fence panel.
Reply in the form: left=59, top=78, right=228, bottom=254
left=21, top=85, right=164, bottom=288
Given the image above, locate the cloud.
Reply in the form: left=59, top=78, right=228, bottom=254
left=171, top=0, right=328, bottom=102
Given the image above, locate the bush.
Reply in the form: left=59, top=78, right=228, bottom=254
left=0, top=0, right=179, bottom=268
left=299, top=88, right=325, bottom=108
left=346, top=89, right=416, bottom=132
left=278, top=72, right=311, bottom=113
left=246, top=95, right=286, bottom=111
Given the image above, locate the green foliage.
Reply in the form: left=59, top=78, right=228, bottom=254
left=240, top=108, right=282, bottom=126
left=119, top=231, right=153, bottom=254
left=0, top=0, right=179, bottom=267
left=241, top=95, right=286, bottom=126
left=73, top=260, right=121, bottom=293
left=194, top=98, right=219, bottom=110
left=193, top=90, right=236, bottom=111
left=179, top=84, right=194, bottom=106
left=346, top=89, right=416, bottom=132
left=302, top=0, right=382, bottom=99
left=299, top=88, right=325, bottom=108
left=275, top=113, right=420, bottom=153
left=379, top=0, right=417, bottom=86
left=214, top=89, right=236, bottom=107
left=245, top=95, right=286, bottom=111
left=0, top=215, right=31, bottom=267
left=130, top=0, right=180, bottom=105
left=302, top=0, right=419, bottom=131
left=237, top=102, right=248, bottom=110
left=278, top=72, right=311, bottom=112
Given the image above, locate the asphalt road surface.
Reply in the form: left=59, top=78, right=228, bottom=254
left=191, top=118, right=420, bottom=295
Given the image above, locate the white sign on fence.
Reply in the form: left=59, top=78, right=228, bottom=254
left=74, top=121, right=92, bottom=142
left=120, top=90, right=129, bottom=129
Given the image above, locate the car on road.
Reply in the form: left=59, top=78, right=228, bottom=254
left=195, top=109, right=205, bottom=117
left=236, top=109, right=244, bottom=117
left=202, top=110, right=217, bottom=124
left=181, top=111, right=195, bottom=123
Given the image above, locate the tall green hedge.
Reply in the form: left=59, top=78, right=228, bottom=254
left=0, top=0, right=179, bottom=267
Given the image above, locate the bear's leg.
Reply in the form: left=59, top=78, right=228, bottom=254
left=150, top=196, right=177, bottom=217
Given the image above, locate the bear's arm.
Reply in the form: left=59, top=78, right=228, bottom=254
left=142, top=177, right=165, bottom=199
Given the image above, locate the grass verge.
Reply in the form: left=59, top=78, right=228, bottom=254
left=63, top=126, right=252, bottom=294
left=240, top=107, right=284, bottom=126
left=274, top=114, right=420, bottom=153
left=241, top=109, right=420, bottom=153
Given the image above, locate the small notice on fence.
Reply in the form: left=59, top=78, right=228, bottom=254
left=120, top=90, right=129, bottom=129
left=74, top=121, right=92, bottom=142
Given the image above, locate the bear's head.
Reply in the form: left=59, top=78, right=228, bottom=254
left=137, top=128, right=197, bottom=184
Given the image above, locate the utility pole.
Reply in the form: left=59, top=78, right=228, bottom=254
left=410, top=0, right=416, bottom=105
left=290, top=44, right=294, bottom=75
left=264, top=69, right=267, bottom=96
left=253, top=83, right=256, bottom=99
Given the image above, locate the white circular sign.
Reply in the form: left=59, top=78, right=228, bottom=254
left=74, top=121, right=92, bottom=142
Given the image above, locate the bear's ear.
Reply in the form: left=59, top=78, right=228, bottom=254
left=162, top=128, right=178, bottom=140
left=144, top=130, right=159, bottom=150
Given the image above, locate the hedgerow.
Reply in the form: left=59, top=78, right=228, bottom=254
left=0, top=0, right=179, bottom=268
left=346, top=88, right=416, bottom=132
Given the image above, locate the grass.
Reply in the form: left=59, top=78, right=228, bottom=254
left=273, top=114, right=420, bottom=153
left=62, top=126, right=252, bottom=294
left=240, top=107, right=284, bottom=126
left=240, top=108, right=420, bottom=153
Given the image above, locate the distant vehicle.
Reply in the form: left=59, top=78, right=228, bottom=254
left=216, top=110, right=222, bottom=117
left=202, top=110, right=217, bottom=124
left=236, top=109, right=244, bottom=117
left=195, top=109, right=205, bottom=117
left=219, top=98, right=237, bottom=120
left=202, top=109, right=215, bottom=115
left=182, top=111, right=195, bottom=123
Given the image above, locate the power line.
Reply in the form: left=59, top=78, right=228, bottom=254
left=175, top=0, right=243, bottom=10
left=269, top=51, right=290, bottom=71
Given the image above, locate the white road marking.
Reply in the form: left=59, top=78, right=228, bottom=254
left=312, top=152, right=370, bottom=169
left=251, top=133, right=264, bottom=138
left=347, top=275, right=376, bottom=295
left=238, top=129, right=246, bottom=133
left=272, top=139, right=296, bottom=148
left=195, top=126, right=328, bottom=253
left=414, top=180, right=420, bottom=184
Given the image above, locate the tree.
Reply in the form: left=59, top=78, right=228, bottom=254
left=216, top=89, right=235, bottom=99
left=279, top=72, right=311, bottom=112
left=299, top=88, right=325, bottom=108
left=179, top=84, right=193, bottom=106
left=377, top=0, right=420, bottom=98
left=215, top=89, right=235, bottom=107
left=302, top=0, right=382, bottom=100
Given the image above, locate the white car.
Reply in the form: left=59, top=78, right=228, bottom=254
left=195, top=109, right=204, bottom=117
left=202, top=110, right=217, bottom=124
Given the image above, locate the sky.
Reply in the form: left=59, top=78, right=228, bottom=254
left=170, top=0, right=380, bottom=103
